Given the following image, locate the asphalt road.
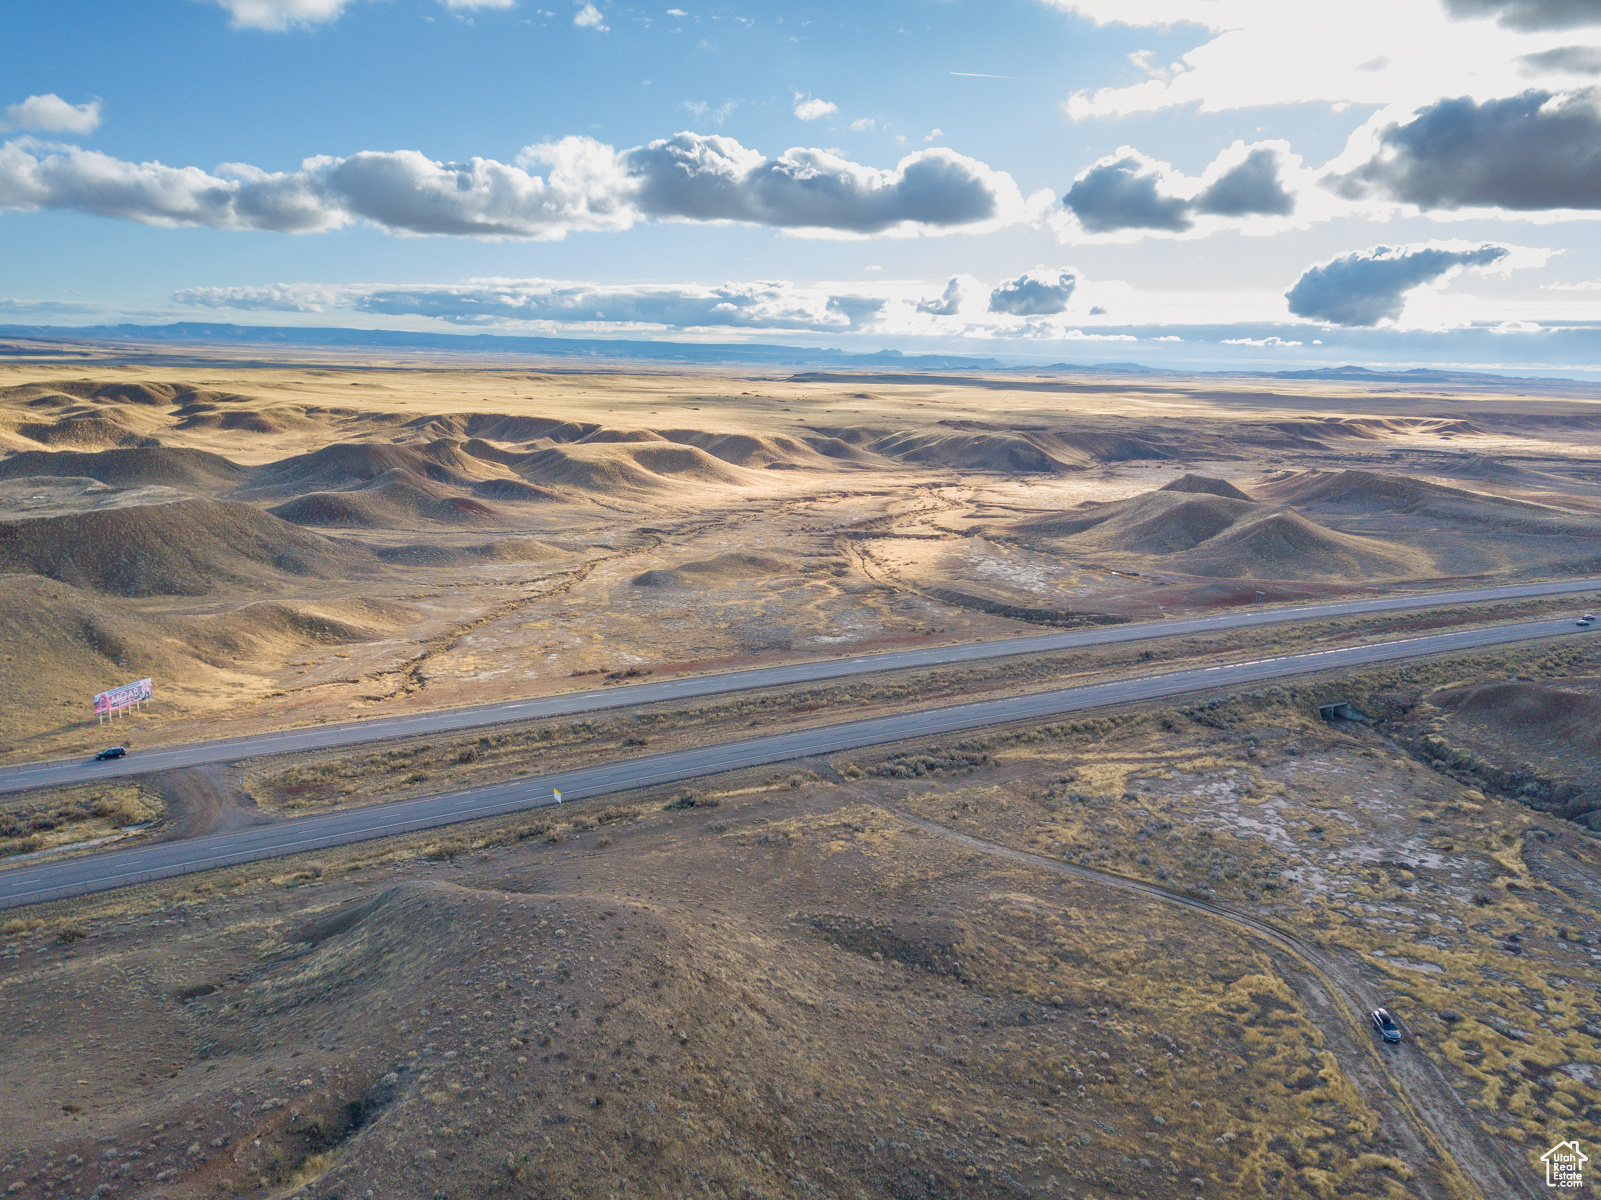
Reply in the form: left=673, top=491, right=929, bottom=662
left=4, top=576, right=1598, bottom=799
left=1, top=612, right=1588, bottom=911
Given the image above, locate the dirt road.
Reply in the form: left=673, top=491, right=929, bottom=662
left=885, top=807, right=1539, bottom=1200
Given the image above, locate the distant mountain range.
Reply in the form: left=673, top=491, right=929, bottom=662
left=0, top=322, right=1004, bottom=371
left=0, top=322, right=1590, bottom=387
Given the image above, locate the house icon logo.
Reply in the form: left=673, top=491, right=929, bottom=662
left=1542, top=1140, right=1587, bottom=1189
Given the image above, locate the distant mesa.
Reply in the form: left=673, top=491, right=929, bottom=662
left=0, top=446, right=248, bottom=493
left=512, top=442, right=757, bottom=494
left=1260, top=468, right=1588, bottom=531
left=1160, top=474, right=1254, bottom=501
left=19, top=418, right=157, bottom=451
left=248, top=441, right=487, bottom=497
left=656, top=429, right=840, bottom=470
left=1012, top=490, right=1256, bottom=548
left=803, top=425, right=1171, bottom=474
left=0, top=498, right=365, bottom=596
left=1178, top=507, right=1417, bottom=580
left=1011, top=483, right=1418, bottom=580
left=173, top=408, right=285, bottom=434
left=268, top=471, right=505, bottom=528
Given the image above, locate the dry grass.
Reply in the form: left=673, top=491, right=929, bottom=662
left=0, top=780, right=161, bottom=858
left=3, top=360, right=1600, bottom=766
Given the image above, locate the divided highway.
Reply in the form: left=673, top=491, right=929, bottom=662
left=0, top=612, right=1589, bottom=911
left=3, top=575, right=1597, bottom=798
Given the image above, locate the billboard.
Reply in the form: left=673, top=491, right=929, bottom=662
left=94, top=677, right=153, bottom=717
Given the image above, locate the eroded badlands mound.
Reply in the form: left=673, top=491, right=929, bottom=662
left=0, top=365, right=1598, bottom=754
left=0, top=498, right=363, bottom=597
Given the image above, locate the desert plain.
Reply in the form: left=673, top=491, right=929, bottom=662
left=2, top=350, right=1601, bottom=1199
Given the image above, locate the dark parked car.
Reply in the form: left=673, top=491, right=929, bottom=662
left=94, top=746, right=127, bottom=761
left=1370, top=1008, right=1401, bottom=1043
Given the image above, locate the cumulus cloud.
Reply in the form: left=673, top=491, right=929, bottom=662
left=174, top=283, right=346, bottom=312
left=172, top=269, right=1156, bottom=339
left=209, top=0, right=357, bottom=29
left=1064, top=154, right=1192, bottom=233
left=794, top=97, right=838, bottom=120
left=320, top=139, right=636, bottom=236
left=1328, top=89, right=1601, bottom=212
left=1194, top=146, right=1296, bottom=216
left=574, top=3, right=608, bottom=30
left=989, top=267, right=1077, bottom=315
left=1057, top=140, right=1305, bottom=240
left=2, top=95, right=102, bottom=135
left=1442, top=0, right=1601, bottom=31
left=1285, top=242, right=1516, bottom=325
left=916, top=276, right=967, bottom=316
left=622, top=133, right=1042, bottom=235
left=211, top=0, right=512, bottom=28
left=0, top=139, right=341, bottom=231
left=176, top=278, right=884, bottom=331
left=364, top=280, right=871, bottom=328
left=0, top=131, right=1040, bottom=240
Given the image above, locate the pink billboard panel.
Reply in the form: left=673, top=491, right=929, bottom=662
left=94, top=677, right=153, bottom=716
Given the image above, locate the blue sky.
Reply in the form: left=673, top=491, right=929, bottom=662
left=4, top=0, right=1601, bottom=371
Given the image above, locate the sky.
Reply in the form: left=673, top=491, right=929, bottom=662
left=4, top=0, right=1601, bottom=372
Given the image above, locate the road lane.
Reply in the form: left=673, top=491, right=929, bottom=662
left=4, top=576, right=1597, bottom=797
left=0, top=613, right=1585, bottom=911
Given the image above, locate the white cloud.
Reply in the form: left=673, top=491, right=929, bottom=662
left=989, top=267, right=1077, bottom=315
left=1324, top=88, right=1601, bottom=217
left=178, top=278, right=868, bottom=328
left=1052, top=139, right=1331, bottom=243
left=2, top=95, right=102, bottom=135
left=0, top=138, right=343, bottom=231
left=793, top=97, right=838, bottom=120
left=620, top=132, right=1050, bottom=237
left=171, top=258, right=1598, bottom=339
left=208, top=0, right=357, bottom=29
left=0, top=131, right=1045, bottom=240
left=1044, top=0, right=1601, bottom=117
left=174, top=283, right=346, bottom=312
left=170, top=269, right=1138, bottom=339
left=916, top=275, right=973, bottom=316
left=849, top=117, right=876, bottom=132
left=574, top=2, right=608, bottom=30
left=1222, top=335, right=1303, bottom=346
left=1284, top=240, right=1551, bottom=326
left=210, top=0, right=513, bottom=28
left=667, top=7, right=687, bottom=15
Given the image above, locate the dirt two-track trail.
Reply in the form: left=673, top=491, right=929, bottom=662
left=876, top=803, right=1538, bottom=1200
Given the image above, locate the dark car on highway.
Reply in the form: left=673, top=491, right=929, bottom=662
left=1370, top=1008, right=1401, bottom=1043
left=94, top=746, right=127, bottom=761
